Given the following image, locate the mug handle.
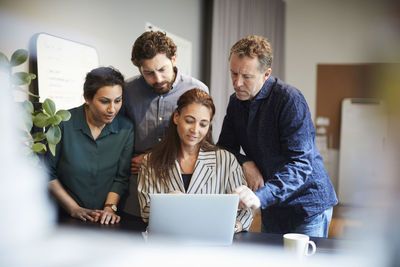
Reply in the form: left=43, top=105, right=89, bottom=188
left=305, top=240, right=316, bottom=256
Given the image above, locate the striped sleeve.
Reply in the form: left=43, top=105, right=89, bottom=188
left=222, top=150, right=253, bottom=231
left=137, top=154, right=152, bottom=222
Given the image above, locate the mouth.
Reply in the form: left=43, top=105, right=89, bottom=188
left=105, top=114, right=114, bottom=120
left=186, top=135, right=197, bottom=141
left=235, top=89, right=248, bottom=98
left=154, top=82, right=167, bottom=89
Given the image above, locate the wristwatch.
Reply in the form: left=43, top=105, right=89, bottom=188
left=104, top=203, right=117, bottom=212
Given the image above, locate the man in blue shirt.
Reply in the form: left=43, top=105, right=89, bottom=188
left=120, top=31, right=209, bottom=218
left=218, top=35, right=337, bottom=237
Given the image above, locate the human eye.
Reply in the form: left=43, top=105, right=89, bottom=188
left=230, top=71, right=238, bottom=76
left=143, top=71, right=154, bottom=76
left=185, top=118, right=195, bottom=124
left=114, top=98, right=122, bottom=104
left=200, top=122, right=209, bottom=128
left=243, top=75, right=253, bottom=79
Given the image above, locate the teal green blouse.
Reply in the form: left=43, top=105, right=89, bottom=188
left=45, top=104, right=134, bottom=210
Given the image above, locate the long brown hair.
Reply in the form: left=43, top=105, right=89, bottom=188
left=147, top=88, right=217, bottom=181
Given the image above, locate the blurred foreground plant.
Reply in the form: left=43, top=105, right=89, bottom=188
left=0, top=49, right=70, bottom=159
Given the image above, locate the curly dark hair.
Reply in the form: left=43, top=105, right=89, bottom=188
left=131, top=31, right=177, bottom=67
left=230, top=35, right=273, bottom=71
left=83, top=66, right=124, bottom=100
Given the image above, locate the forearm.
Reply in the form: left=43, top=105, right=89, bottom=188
left=104, top=192, right=120, bottom=206
left=253, top=159, right=310, bottom=209
left=48, top=179, right=80, bottom=215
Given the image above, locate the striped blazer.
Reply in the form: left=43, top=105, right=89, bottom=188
left=137, top=149, right=253, bottom=231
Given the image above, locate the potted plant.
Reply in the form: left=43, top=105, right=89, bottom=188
left=0, top=49, right=71, bottom=161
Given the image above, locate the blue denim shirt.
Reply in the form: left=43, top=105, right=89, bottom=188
left=218, top=76, right=337, bottom=232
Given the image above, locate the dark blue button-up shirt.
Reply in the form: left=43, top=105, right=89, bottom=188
left=218, top=76, right=337, bottom=232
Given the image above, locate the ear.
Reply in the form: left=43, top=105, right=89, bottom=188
left=264, top=68, right=272, bottom=81
left=83, top=95, right=89, bottom=105
left=171, top=53, right=177, bottom=67
left=173, top=111, right=179, bottom=125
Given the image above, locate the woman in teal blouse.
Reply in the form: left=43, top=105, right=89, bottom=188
left=46, top=67, right=133, bottom=225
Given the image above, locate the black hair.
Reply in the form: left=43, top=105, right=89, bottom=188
left=83, top=66, right=124, bottom=100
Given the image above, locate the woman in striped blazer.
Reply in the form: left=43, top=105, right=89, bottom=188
left=137, top=88, right=253, bottom=232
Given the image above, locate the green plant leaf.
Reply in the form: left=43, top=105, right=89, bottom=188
left=33, top=112, right=50, bottom=128
left=42, top=98, right=56, bottom=116
left=11, top=72, right=33, bottom=85
left=32, top=132, right=46, bottom=141
left=47, top=114, right=62, bottom=126
left=46, top=125, right=61, bottom=145
left=48, top=142, right=56, bottom=156
left=10, top=49, right=28, bottom=67
left=22, top=113, right=33, bottom=132
left=56, top=110, right=71, bottom=121
left=22, top=100, right=34, bottom=114
left=32, top=142, right=46, bottom=153
left=28, top=91, right=40, bottom=98
left=0, top=52, right=10, bottom=72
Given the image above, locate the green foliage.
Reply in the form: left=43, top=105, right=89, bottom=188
left=3, top=49, right=71, bottom=158
left=0, top=52, right=10, bottom=72
left=10, top=49, right=29, bottom=67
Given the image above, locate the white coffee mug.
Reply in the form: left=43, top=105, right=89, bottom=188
left=283, top=233, right=316, bottom=258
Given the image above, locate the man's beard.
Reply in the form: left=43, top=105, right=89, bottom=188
left=151, top=80, right=174, bottom=95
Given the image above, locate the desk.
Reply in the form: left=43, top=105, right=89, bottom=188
left=58, top=216, right=347, bottom=254
left=58, top=213, right=147, bottom=232
left=233, top=232, right=348, bottom=254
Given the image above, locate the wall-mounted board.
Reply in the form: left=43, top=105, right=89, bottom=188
left=338, top=98, right=387, bottom=205
left=33, top=33, right=99, bottom=110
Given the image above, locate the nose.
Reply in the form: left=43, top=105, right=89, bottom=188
left=234, top=75, right=243, bottom=88
left=107, top=102, right=115, bottom=114
left=154, top=71, right=162, bottom=83
left=190, top=123, right=198, bottom=133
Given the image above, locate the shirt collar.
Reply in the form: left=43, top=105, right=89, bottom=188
left=170, top=66, right=180, bottom=92
left=254, top=75, right=275, bottom=101
left=238, top=76, right=275, bottom=108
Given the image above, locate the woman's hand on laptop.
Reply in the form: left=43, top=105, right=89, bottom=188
left=233, top=185, right=261, bottom=213
left=234, top=220, right=243, bottom=233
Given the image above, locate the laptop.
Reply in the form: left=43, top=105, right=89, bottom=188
left=148, top=194, right=239, bottom=246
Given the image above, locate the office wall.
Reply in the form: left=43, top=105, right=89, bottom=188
left=0, top=0, right=205, bottom=80
left=284, top=0, right=393, bottom=119
left=284, top=0, right=396, bottom=190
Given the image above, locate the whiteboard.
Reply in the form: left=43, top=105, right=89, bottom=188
left=338, top=98, right=387, bottom=205
left=35, top=33, right=99, bottom=110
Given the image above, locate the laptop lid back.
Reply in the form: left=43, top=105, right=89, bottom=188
left=148, top=194, right=239, bottom=245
